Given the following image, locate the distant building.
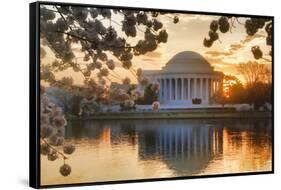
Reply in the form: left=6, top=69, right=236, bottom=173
left=143, top=51, right=224, bottom=106
left=110, top=82, right=131, bottom=92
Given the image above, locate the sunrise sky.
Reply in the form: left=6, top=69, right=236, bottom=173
left=41, top=8, right=272, bottom=85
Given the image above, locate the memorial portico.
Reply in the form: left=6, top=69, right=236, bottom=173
left=143, top=51, right=223, bottom=106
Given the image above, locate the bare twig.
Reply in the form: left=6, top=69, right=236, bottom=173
left=55, top=5, right=73, bottom=31
left=41, top=138, right=68, bottom=159
left=235, top=18, right=245, bottom=25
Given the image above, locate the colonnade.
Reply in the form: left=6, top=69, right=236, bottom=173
left=157, top=77, right=222, bottom=104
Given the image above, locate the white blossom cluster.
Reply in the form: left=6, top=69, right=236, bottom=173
left=40, top=86, right=75, bottom=177
left=152, top=101, right=160, bottom=111
left=40, top=6, right=177, bottom=115
left=107, top=69, right=161, bottom=110
left=40, top=5, right=179, bottom=87
left=83, top=78, right=109, bottom=102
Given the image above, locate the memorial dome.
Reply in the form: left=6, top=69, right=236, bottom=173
left=162, top=51, right=213, bottom=74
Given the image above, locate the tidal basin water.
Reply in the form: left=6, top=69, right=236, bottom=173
left=41, top=118, right=272, bottom=185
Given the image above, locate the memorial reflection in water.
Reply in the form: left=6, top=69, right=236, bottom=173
left=41, top=119, right=272, bottom=185
left=79, top=120, right=269, bottom=170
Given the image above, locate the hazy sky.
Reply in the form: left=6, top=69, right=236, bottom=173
left=41, top=8, right=272, bottom=85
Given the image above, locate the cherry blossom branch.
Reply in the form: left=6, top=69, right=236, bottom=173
left=235, top=18, right=245, bottom=25
left=56, top=30, right=136, bottom=49
left=55, top=5, right=73, bottom=31
left=41, top=138, right=68, bottom=160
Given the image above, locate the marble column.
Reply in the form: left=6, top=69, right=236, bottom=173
left=200, top=78, right=203, bottom=99
left=194, top=78, right=197, bottom=98
left=210, top=79, right=212, bottom=96
left=215, top=80, right=218, bottom=93
left=169, top=78, right=172, bottom=100
left=175, top=78, right=178, bottom=100
left=213, top=79, right=216, bottom=94
left=212, top=80, right=215, bottom=93
left=187, top=78, right=191, bottom=100
left=164, top=78, right=167, bottom=101
left=159, top=79, right=162, bottom=102
left=181, top=78, right=184, bottom=100
left=210, top=79, right=214, bottom=96
left=215, top=80, right=219, bottom=92
left=206, top=78, right=209, bottom=102
left=166, top=79, right=170, bottom=100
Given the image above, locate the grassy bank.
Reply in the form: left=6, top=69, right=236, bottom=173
left=67, top=109, right=272, bottom=120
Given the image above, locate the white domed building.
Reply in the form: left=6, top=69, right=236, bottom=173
left=143, top=51, right=224, bottom=107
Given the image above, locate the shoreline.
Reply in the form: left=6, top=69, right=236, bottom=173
left=67, top=109, right=272, bottom=120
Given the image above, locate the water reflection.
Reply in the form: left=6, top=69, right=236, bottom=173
left=41, top=118, right=272, bottom=185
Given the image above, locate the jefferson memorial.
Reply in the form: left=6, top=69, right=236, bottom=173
left=143, top=51, right=224, bottom=106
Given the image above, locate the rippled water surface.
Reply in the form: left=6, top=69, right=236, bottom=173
left=41, top=118, right=272, bottom=185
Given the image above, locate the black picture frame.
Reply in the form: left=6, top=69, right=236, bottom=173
left=30, top=1, right=274, bottom=188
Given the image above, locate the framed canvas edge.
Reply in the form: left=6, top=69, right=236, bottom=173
left=30, top=1, right=41, bottom=189
left=29, top=1, right=275, bottom=188
left=37, top=0, right=274, bottom=18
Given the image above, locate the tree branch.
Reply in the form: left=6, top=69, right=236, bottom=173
left=41, top=138, right=68, bottom=160
left=55, top=5, right=73, bottom=31
left=235, top=18, right=245, bottom=25
left=56, top=30, right=136, bottom=49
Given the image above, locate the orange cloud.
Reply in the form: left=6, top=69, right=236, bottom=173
left=205, top=50, right=233, bottom=57
left=240, top=33, right=266, bottom=44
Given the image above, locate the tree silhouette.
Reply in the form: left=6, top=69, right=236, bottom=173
left=223, top=75, right=242, bottom=97
left=246, top=82, right=272, bottom=109
left=228, top=82, right=246, bottom=104
left=238, top=61, right=271, bottom=87
left=210, top=92, right=227, bottom=107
